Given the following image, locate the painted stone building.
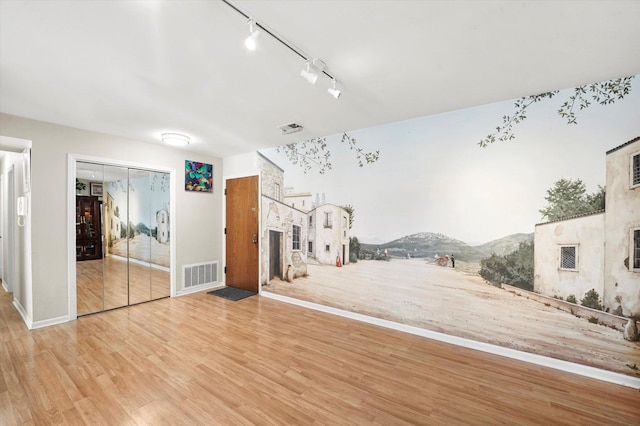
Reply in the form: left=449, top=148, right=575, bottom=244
left=257, top=152, right=350, bottom=284
left=258, top=153, right=309, bottom=285
left=104, top=191, right=121, bottom=248
left=534, top=137, right=640, bottom=317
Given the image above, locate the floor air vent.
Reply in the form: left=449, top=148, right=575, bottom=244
left=183, top=261, right=218, bottom=288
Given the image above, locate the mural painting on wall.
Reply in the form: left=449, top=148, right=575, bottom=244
left=106, top=171, right=171, bottom=268
left=258, top=75, right=640, bottom=378
left=185, top=160, right=213, bottom=192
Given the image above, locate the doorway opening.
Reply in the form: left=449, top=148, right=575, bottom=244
left=0, top=137, right=33, bottom=323
left=269, top=230, right=282, bottom=280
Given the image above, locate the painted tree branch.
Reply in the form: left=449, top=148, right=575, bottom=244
left=479, top=76, right=634, bottom=147
left=277, top=132, right=380, bottom=174
left=341, top=132, right=380, bottom=169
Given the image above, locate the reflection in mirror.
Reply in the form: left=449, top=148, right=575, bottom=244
left=103, top=165, right=129, bottom=310
left=76, top=162, right=105, bottom=315
left=150, top=171, right=171, bottom=299
left=128, top=168, right=152, bottom=305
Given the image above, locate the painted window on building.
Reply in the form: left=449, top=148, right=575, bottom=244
left=633, top=229, right=640, bottom=270
left=324, top=211, right=332, bottom=228
left=559, top=245, right=578, bottom=271
left=308, top=241, right=313, bottom=253
left=632, top=153, right=640, bottom=187
left=292, top=225, right=300, bottom=250
left=274, top=182, right=280, bottom=200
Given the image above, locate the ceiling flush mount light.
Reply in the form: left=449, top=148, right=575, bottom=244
left=328, top=79, right=341, bottom=99
left=161, top=133, right=190, bottom=147
left=244, top=18, right=260, bottom=51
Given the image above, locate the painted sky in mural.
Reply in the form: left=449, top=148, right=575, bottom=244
left=261, top=77, right=640, bottom=245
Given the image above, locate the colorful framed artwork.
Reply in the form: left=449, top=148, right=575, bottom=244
left=185, top=160, right=213, bottom=192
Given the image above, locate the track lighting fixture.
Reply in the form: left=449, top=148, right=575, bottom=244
left=161, top=133, right=190, bottom=147
left=328, top=79, right=341, bottom=99
left=222, top=1, right=344, bottom=98
left=300, top=61, right=318, bottom=85
left=244, top=18, right=260, bottom=51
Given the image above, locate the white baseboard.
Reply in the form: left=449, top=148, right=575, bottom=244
left=31, top=315, right=70, bottom=329
left=261, top=292, right=640, bottom=390
left=176, top=282, right=224, bottom=297
left=13, top=298, right=69, bottom=330
left=13, top=298, right=33, bottom=329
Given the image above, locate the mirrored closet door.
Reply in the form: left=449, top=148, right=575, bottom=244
left=76, top=162, right=171, bottom=316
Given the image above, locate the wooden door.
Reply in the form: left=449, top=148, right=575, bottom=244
left=225, top=176, right=259, bottom=292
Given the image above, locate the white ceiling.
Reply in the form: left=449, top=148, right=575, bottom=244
left=1, top=0, right=639, bottom=158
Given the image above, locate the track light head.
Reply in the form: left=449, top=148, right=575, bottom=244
left=244, top=19, right=260, bottom=51
left=300, top=61, right=318, bottom=85
left=328, top=79, right=341, bottom=99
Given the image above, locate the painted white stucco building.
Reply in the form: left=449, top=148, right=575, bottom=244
left=156, top=209, right=169, bottom=244
left=307, top=203, right=350, bottom=267
left=534, top=137, right=640, bottom=317
left=283, top=187, right=313, bottom=213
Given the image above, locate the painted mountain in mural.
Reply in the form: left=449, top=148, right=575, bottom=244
left=361, top=232, right=533, bottom=262
left=472, top=233, right=534, bottom=257
left=361, top=232, right=484, bottom=261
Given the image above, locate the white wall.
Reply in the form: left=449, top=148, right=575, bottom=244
left=534, top=212, right=605, bottom=301
left=223, top=151, right=258, bottom=179
left=604, top=139, right=640, bottom=317
left=0, top=113, right=223, bottom=324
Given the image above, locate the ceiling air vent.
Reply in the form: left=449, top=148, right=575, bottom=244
left=277, top=122, right=303, bottom=135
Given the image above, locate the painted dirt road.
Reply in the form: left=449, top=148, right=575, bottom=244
left=264, top=259, right=639, bottom=377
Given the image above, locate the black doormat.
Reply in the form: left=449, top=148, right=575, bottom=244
left=208, top=287, right=257, bottom=301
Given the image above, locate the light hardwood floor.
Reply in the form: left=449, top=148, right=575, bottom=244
left=1, top=288, right=639, bottom=425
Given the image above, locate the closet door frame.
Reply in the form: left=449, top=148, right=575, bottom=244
left=67, top=154, right=176, bottom=320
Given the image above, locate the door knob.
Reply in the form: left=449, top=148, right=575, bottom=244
left=252, top=234, right=258, bottom=244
